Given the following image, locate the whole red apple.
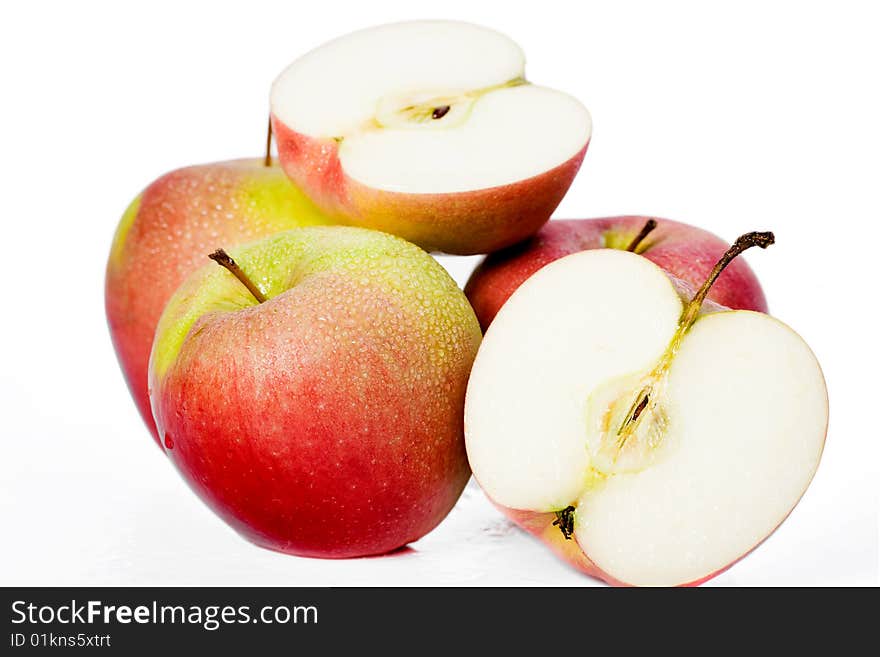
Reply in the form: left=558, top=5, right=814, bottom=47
left=465, top=216, right=768, bottom=331
left=149, top=226, right=481, bottom=558
left=105, top=158, right=331, bottom=442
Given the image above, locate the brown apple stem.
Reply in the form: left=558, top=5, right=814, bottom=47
left=626, top=218, right=658, bottom=252
left=208, top=248, right=267, bottom=303
left=552, top=505, right=576, bottom=540
left=678, top=231, right=774, bottom=331
left=264, top=115, right=273, bottom=167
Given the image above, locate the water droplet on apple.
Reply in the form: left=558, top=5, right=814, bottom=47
left=164, top=433, right=174, bottom=450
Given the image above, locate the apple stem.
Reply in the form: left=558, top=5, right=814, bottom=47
left=264, top=116, right=273, bottom=167
left=552, top=506, right=576, bottom=540
left=208, top=248, right=268, bottom=304
left=679, top=231, right=774, bottom=331
left=626, top=218, right=658, bottom=252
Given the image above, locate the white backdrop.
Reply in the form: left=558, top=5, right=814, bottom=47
left=0, top=0, right=876, bottom=586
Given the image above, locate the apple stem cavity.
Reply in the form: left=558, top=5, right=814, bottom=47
left=552, top=505, right=576, bottom=540
left=208, top=248, right=268, bottom=304
left=626, top=218, right=658, bottom=253
left=264, top=116, right=273, bottom=168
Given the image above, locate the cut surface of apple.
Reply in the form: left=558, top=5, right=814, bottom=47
left=465, top=248, right=827, bottom=586
left=338, top=84, right=588, bottom=194
left=270, top=20, right=592, bottom=254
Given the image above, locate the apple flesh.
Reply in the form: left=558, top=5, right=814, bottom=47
left=270, top=20, right=591, bottom=254
left=464, top=240, right=827, bottom=586
left=465, top=216, right=769, bottom=332
left=149, top=226, right=482, bottom=558
left=105, top=158, right=332, bottom=442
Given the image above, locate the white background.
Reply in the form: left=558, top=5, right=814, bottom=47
left=0, top=0, right=877, bottom=586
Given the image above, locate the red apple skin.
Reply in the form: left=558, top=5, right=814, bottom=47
left=150, top=228, right=481, bottom=558
left=271, top=115, right=588, bottom=255
left=105, top=159, right=331, bottom=443
left=465, top=217, right=769, bottom=332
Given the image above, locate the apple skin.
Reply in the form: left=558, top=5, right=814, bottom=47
left=149, top=226, right=481, bottom=558
left=105, top=158, right=332, bottom=443
left=271, top=116, right=587, bottom=255
left=465, top=216, right=769, bottom=332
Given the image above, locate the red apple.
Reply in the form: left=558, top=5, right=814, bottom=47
left=465, top=216, right=769, bottom=332
left=149, top=226, right=482, bottom=558
left=105, top=158, right=332, bottom=442
left=270, top=20, right=591, bottom=255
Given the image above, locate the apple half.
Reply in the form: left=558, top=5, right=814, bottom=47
left=465, top=235, right=828, bottom=586
left=270, top=20, right=592, bottom=254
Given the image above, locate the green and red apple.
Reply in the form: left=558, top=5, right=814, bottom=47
left=464, top=233, right=828, bottom=586
left=105, top=158, right=332, bottom=442
left=270, top=20, right=592, bottom=254
left=149, top=226, right=482, bottom=558
left=465, top=216, right=768, bottom=332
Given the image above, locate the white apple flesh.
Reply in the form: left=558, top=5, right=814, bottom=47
left=465, top=238, right=828, bottom=586
left=270, top=20, right=592, bottom=254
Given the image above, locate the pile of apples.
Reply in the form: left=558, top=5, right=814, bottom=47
left=106, top=21, right=828, bottom=586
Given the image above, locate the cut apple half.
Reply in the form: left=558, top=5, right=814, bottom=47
left=270, top=21, right=592, bottom=254
left=465, top=237, right=828, bottom=586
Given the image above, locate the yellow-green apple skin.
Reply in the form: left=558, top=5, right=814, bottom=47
left=105, top=159, right=332, bottom=443
left=149, top=226, right=481, bottom=558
